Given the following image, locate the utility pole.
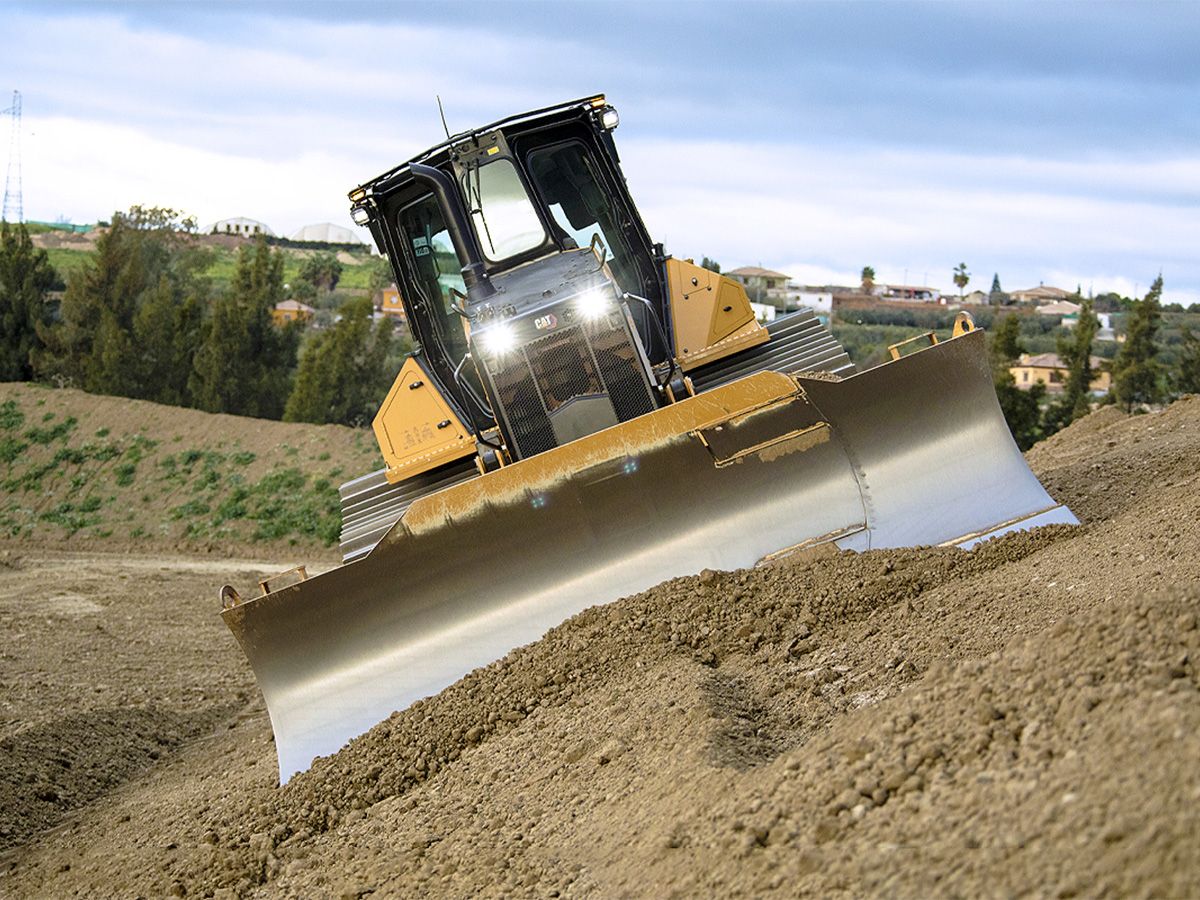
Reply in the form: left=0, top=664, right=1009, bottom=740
left=2, top=90, right=22, bottom=223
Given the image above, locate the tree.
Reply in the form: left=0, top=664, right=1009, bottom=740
left=1177, top=325, right=1200, bottom=395
left=37, top=206, right=208, bottom=400
left=1111, top=275, right=1164, bottom=411
left=190, top=237, right=298, bottom=418
left=284, top=297, right=393, bottom=426
left=699, top=257, right=721, bottom=274
left=1044, top=298, right=1099, bottom=432
left=989, top=312, right=1024, bottom=372
left=989, top=313, right=1044, bottom=450
left=0, top=221, right=57, bottom=381
left=298, top=251, right=343, bottom=293
left=861, top=266, right=876, bottom=294
left=365, top=255, right=393, bottom=295
left=988, top=273, right=1008, bottom=306
left=953, top=263, right=970, bottom=302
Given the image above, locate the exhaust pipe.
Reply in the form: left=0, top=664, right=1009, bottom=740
left=409, top=163, right=494, bottom=300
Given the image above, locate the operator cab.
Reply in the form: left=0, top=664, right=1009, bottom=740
left=350, top=96, right=672, bottom=462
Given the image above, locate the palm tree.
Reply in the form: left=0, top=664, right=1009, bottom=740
left=953, top=263, right=970, bottom=302
left=861, top=266, right=876, bottom=295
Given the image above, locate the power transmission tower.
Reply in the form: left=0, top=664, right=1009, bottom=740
left=2, top=90, right=22, bottom=223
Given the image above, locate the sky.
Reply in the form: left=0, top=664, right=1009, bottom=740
left=5, top=0, right=1199, bottom=303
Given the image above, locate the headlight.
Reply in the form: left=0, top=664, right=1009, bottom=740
left=575, top=288, right=612, bottom=321
left=478, top=322, right=516, bottom=356
left=350, top=205, right=370, bottom=225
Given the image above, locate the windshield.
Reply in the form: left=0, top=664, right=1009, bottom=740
left=461, top=157, right=547, bottom=262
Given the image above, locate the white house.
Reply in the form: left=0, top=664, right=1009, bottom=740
left=289, top=222, right=363, bottom=244
left=208, top=216, right=275, bottom=237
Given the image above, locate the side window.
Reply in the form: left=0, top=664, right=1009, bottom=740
left=527, top=142, right=636, bottom=293
left=398, top=194, right=468, bottom=365
left=398, top=195, right=466, bottom=316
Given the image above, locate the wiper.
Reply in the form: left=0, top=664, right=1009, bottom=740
left=466, top=164, right=497, bottom=256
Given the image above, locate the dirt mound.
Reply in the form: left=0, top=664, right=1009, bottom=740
left=0, top=383, right=380, bottom=557
left=2, top=398, right=1198, bottom=897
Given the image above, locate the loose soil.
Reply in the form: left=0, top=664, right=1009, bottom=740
left=1, top=396, right=1198, bottom=898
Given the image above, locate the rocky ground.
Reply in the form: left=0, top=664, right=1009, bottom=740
left=1, top=396, right=1198, bottom=898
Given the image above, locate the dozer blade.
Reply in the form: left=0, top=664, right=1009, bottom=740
left=222, top=329, right=1075, bottom=781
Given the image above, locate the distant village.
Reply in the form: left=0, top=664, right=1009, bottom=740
left=32, top=214, right=1145, bottom=397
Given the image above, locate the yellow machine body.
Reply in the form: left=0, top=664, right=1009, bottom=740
left=372, top=357, right=475, bottom=485
left=665, top=257, right=769, bottom=371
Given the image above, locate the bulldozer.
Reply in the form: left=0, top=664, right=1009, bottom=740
left=220, top=95, right=1076, bottom=782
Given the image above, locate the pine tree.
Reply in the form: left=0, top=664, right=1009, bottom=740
left=1175, top=325, right=1200, bottom=396
left=38, top=207, right=208, bottom=401
left=699, top=257, right=721, bottom=274
left=988, top=273, right=1007, bottom=305
left=191, top=237, right=298, bottom=418
left=989, top=313, right=1044, bottom=450
left=860, top=266, right=875, bottom=294
left=284, top=298, right=393, bottom=426
left=0, top=221, right=57, bottom=381
left=1045, top=297, right=1099, bottom=431
left=1112, top=275, right=1164, bottom=411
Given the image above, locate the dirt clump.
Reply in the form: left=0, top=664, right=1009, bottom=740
left=2, top=398, right=1199, bottom=897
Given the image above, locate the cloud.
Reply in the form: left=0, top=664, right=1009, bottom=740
left=9, top=4, right=1200, bottom=304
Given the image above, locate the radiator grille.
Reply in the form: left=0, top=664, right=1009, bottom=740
left=484, top=315, right=655, bottom=460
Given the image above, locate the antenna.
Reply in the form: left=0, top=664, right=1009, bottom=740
left=436, top=95, right=451, bottom=141
left=2, top=90, right=21, bottom=223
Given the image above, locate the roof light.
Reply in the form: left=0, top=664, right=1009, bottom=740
left=350, top=205, right=370, bottom=226
left=599, top=106, right=619, bottom=131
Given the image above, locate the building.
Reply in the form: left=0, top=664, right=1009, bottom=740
left=749, top=301, right=777, bottom=323
left=1010, top=352, right=1111, bottom=394
left=272, top=300, right=315, bottom=326
left=875, top=284, right=941, bottom=302
left=1036, top=300, right=1082, bottom=317
left=208, top=216, right=275, bottom=237
left=961, top=289, right=990, bottom=305
left=726, top=266, right=793, bottom=307
left=790, top=285, right=833, bottom=317
left=1011, top=285, right=1072, bottom=304
left=378, top=284, right=407, bottom=323
left=289, top=222, right=364, bottom=244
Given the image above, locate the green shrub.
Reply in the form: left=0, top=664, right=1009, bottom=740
left=115, top=462, right=137, bottom=486
left=171, top=498, right=211, bottom=519
left=0, top=436, right=27, bottom=463
left=25, top=416, right=77, bottom=445
left=0, top=401, right=24, bottom=431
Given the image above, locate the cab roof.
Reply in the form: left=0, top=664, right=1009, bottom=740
left=349, top=94, right=608, bottom=201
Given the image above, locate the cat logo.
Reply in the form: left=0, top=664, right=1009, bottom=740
left=534, top=314, right=558, bottom=331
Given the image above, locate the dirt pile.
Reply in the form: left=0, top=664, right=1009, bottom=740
left=1, top=397, right=1198, bottom=897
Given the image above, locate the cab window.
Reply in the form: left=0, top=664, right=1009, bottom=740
left=397, top=194, right=468, bottom=364
left=460, top=157, right=547, bottom=263
left=527, top=141, right=637, bottom=294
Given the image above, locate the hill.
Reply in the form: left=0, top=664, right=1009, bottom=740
left=30, top=229, right=385, bottom=295
left=0, top=382, right=381, bottom=557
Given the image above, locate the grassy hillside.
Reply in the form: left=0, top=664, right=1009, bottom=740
left=31, top=233, right=384, bottom=297
left=0, top=383, right=382, bottom=556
